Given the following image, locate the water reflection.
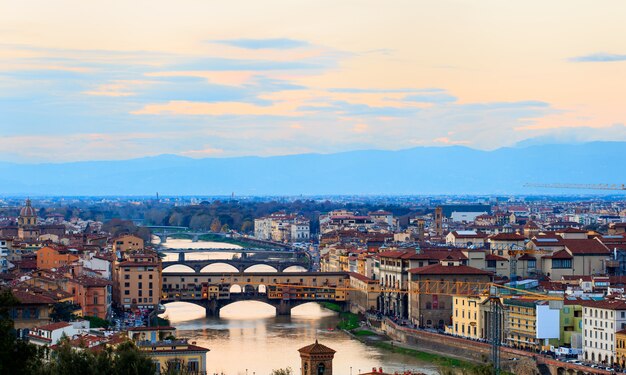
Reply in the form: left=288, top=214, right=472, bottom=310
left=162, top=302, right=438, bottom=375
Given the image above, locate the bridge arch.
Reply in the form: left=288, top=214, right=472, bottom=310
left=243, top=264, right=279, bottom=273
left=220, top=300, right=277, bottom=318
left=163, top=264, right=195, bottom=273
left=201, top=263, right=239, bottom=273
left=282, top=265, right=307, bottom=272
left=160, top=301, right=206, bottom=321
left=229, top=284, right=242, bottom=293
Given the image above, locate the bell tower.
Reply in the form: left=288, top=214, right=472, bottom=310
left=298, top=340, right=335, bottom=375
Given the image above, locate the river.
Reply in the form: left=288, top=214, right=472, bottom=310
left=157, top=237, right=439, bottom=375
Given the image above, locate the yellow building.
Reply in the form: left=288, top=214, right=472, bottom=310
left=450, top=295, right=486, bottom=339
left=616, top=330, right=626, bottom=368
left=112, top=234, right=145, bottom=253
left=348, top=272, right=380, bottom=314
left=113, top=252, right=162, bottom=310
left=504, top=299, right=553, bottom=351
left=129, top=326, right=209, bottom=374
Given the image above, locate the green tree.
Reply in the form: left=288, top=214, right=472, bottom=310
left=240, top=220, right=254, bottom=233
left=111, top=341, right=155, bottom=375
left=0, top=289, right=45, bottom=375
left=50, top=302, right=79, bottom=322
left=270, top=367, right=293, bottom=375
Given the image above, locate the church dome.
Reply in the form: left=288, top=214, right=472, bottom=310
left=20, top=199, right=37, bottom=217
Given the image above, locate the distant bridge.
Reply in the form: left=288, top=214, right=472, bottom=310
left=162, top=257, right=311, bottom=273
left=146, top=225, right=292, bottom=249
left=161, top=271, right=350, bottom=317
left=161, top=248, right=296, bottom=255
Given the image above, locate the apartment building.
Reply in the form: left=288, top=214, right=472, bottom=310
left=450, top=295, right=486, bottom=339
left=504, top=299, right=560, bottom=351
left=113, top=252, right=162, bottom=310
left=254, top=213, right=310, bottom=243
left=581, top=299, right=626, bottom=365
left=112, top=234, right=144, bottom=253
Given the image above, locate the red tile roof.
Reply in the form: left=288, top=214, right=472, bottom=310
left=408, top=264, right=492, bottom=276
left=486, top=254, right=508, bottom=261
left=542, top=249, right=573, bottom=260
left=298, top=340, right=336, bottom=354
left=128, top=326, right=176, bottom=331
left=563, top=239, right=610, bottom=255
left=578, top=298, right=626, bottom=310
left=489, top=233, right=526, bottom=241
left=35, top=321, right=72, bottom=331
left=349, top=272, right=377, bottom=283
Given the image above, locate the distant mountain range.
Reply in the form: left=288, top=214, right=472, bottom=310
left=0, top=142, right=624, bottom=196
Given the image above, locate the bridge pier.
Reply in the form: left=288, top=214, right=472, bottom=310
left=277, top=300, right=292, bottom=316
left=205, top=299, right=220, bottom=318
left=178, top=252, right=185, bottom=262
left=192, top=234, right=199, bottom=243
left=159, top=234, right=168, bottom=244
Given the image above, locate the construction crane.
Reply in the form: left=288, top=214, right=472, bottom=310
left=384, top=280, right=562, bottom=375
left=524, top=183, right=626, bottom=191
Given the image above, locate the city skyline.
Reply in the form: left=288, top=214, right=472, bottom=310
left=2, top=1, right=626, bottom=162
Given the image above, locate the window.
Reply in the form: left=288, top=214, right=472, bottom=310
left=124, top=290, right=130, bottom=295
left=528, top=260, right=536, bottom=269
left=552, top=259, right=572, bottom=269
left=124, top=275, right=130, bottom=280
left=487, top=260, right=496, bottom=268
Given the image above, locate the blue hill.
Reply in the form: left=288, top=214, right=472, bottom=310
left=0, top=142, right=624, bottom=196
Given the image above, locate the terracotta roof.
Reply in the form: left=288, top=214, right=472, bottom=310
left=12, top=290, right=56, bottom=305
left=563, top=239, right=610, bottom=255
left=489, top=233, right=526, bottom=241
left=579, top=298, right=626, bottom=310
left=35, top=321, right=72, bottom=331
left=486, top=254, right=508, bottom=261
left=408, top=264, right=492, bottom=276
left=298, top=340, right=336, bottom=354
left=542, top=249, right=573, bottom=260
left=450, top=231, right=487, bottom=239
left=518, top=254, right=536, bottom=261
left=72, top=276, right=111, bottom=287
left=558, top=227, right=587, bottom=234
left=128, top=326, right=176, bottom=331
left=349, top=272, right=377, bottom=283
left=524, top=221, right=540, bottom=229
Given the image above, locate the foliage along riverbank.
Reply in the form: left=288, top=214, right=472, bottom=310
left=318, top=303, right=501, bottom=375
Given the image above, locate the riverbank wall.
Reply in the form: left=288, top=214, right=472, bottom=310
left=379, top=319, right=492, bottom=363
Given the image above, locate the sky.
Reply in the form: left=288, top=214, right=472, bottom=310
left=1, top=0, right=625, bottom=162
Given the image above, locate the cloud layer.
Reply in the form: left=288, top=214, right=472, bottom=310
left=1, top=1, right=625, bottom=162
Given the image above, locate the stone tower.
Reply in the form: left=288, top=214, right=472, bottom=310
left=434, top=206, right=443, bottom=236
left=298, top=340, right=336, bottom=375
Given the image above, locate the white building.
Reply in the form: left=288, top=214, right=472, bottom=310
left=254, top=213, right=310, bottom=243
left=28, top=321, right=90, bottom=347
left=581, top=299, right=626, bottom=365
left=0, top=238, right=9, bottom=273
left=290, top=221, right=310, bottom=242
left=446, top=231, right=487, bottom=248
left=80, top=253, right=112, bottom=279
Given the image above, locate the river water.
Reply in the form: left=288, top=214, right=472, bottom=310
left=157, top=238, right=439, bottom=375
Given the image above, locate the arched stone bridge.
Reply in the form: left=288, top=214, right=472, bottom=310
left=162, top=258, right=310, bottom=273
left=161, top=271, right=350, bottom=317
